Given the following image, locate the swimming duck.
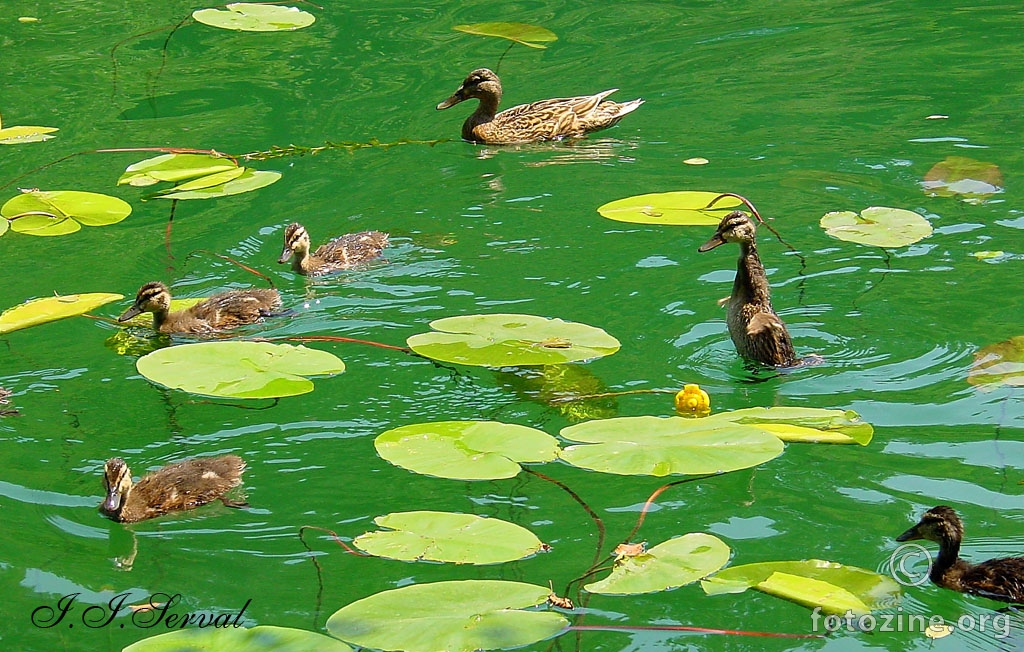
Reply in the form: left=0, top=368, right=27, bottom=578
left=117, top=281, right=281, bottom=335
left=897, top=505, right=1024, bottom=603
left=436, top=68, right=643, bottom=145
left=100, top=455, right=247, bottom=523
left=278, top=222, right=388, bottom=276
left=698, top=211, right=798, bottom=367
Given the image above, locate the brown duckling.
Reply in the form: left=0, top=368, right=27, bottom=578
left=118, top=281, right=281, bottom=335
left=436, top=68, right=643, bottom=145
left=278, top=222, right=388, bottom=276
left=100, top=455, right=246, bottom=523
left=698, top=211, right=798, bottom=367
left=897, top=505, right=1024, bottom=603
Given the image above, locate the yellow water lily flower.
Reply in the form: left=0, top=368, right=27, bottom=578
left=674, top=384, right=710, bottom=416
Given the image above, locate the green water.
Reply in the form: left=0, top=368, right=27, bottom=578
left=2, top=1, right=1023, bottom=650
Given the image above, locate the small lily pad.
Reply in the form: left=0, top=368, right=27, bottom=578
left=153, top=169, right=281, bottom=200
left=597, top=191, right=741, bottom=226
left=193, top=3, right=316, bottom=31
left=706, top=407, right=873, bottom=445
left=407, top=313, right=620, bottom=367
left=118, top=153, right=238, bottom=187
left=968, top=336, right=1024, bottom=389
left=375, top=420, right=559, bottom=480
left=123, top=625, right=352, bottom=652
left=0, top=293, right=123, bottom=335
left=326, top=580, right=567, bottom=652
left=452, top=23, right=557, bottom=49
left=585, top=533, right=731, bottom=595
left=135, top=341, right=345, bottom=399
left=1, top=190, right=132, bottom=236
left=921, top=156, right=1003, bottom=200
left=820, top=207, right=932, bottom=247
left=354, top=511, right=546, bottom=564
left=0, top=111, right=57, bottom=144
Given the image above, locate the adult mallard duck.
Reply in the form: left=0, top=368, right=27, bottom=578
left=278, top=222, right=388, bottom=276
left=698, top=211, right=798, bottom=367
left=100, top=455, right=247, bottom=523
left=118, top=281, right=281, bottom=335
left=897, top=505, right=1024, bottom=603
left=436, top=68, right=643, bottom=145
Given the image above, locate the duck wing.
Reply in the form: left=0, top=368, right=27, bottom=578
left=962, top=557, right=1024, bottom=603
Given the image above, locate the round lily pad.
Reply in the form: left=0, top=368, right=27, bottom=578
left=597, top=191, right=741, bottom=226
left=585, top=533, right=730, bottom=595
left=968, top=336, right=1024, bottom=389
left=407, top=313, right=620, bottom=367
left=375, top=420, right=559, bottom=480
left=135, top=341, right=345, bottom=399
left=118, top=153, right=238, bottom=187
left=820, top=207, right=932, bottom=247
left=123, top=625, right=352, bottom=652
left=354, top=511, right=546, bottom=564
left=559, top=416, right=784, bottom=476
left=921, top=155, right=1003, bottom=200
left=326, top=580, right=568, bottom=652
left=1, top=190, right=132, bottom=236
left=0, top=293, right=123, bottom=335
left=452, top=22, right=557, bottom=49
left=193, top=3, right=315, bottom=31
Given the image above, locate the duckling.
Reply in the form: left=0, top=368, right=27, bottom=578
left=117, top=281, right=281, bottom=335
left=698, top=211, right=798, bottom=367
left=436, top=68, right=643, bottom=145
left=100, top=455, right=247, bottom=523
left=278, top=222, right=388, bottom=276
left=897, top=505, right=1024, bottom=603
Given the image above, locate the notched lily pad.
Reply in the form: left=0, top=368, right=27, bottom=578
left=820, top=206, right=932, bottom=247
left=453, top=23, right=557, bottom=49
left=585, top=533, right=730, bottom=595
left=123, top=625, right=352, bottom=652
left=968, top=336, right=1024, bottom=389
left=1, top=190, right=132, bottom=236
left=0, top=293, right=123, bottom=335
left=193, top=3, right=316, bottom=31
left=597, top=191, right=741, bottom=226
left=922, top=156, right=1003, bottom=202
left=118, top=153, right=238, bottom=187
left=706, top=407, right=873, bottom=445
left=407, top=313, right=620, bottom=367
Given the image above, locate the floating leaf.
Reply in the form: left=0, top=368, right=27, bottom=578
left=558, top=416, right=784, bottom=476
left=968, top=336, right=1024, bottom=389
left=453, top=23, right=557, bottom=49
left=375, top=420, right=559, bottom=480
left=136, top=342, right=344, bottom=399
left=0, top=293, right=123, bottom=335
left=585, top=534, right=730, bottom=595
left=922, top=156, right=1003, bottom=200
left=153, top=169, right=281, bottom=200
left=123, top=625, right=352, bottom=652
left=0, top=125, right=58, bottom=145
left=597, top=191, right=741, bottom=226
left=151, top=166, right=247, bottom=196
left=972, top=250, right=1004, bottom=260
left=706, top=407, right=873, bottom=445
left=701, top=559, right=901, bottom=615
left=407, top=313, right=619, bottom=367
left=354, top=511, right=546, bottom=564
left=326, top=580, right=567, bottom=652
left=1, top=190, right=132, bottom=236
left=684, top=157, right=709, bottom=165
left=820, top=207, right=932, bottom=247
left=193, top=3, right=316, bottom=31
left=0, top=218, right=7, bottom=237
left=118, top=153, right=238, bottom=187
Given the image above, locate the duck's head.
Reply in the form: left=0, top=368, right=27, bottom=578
left=436, top=68, right=502, bottom=110
left=698, top=211, right=758, bottom=252
left=896, top=505, right=964, bottom=544
left=279, top=223, right=311, bottom=263
left=101, top=457, right=134, bottom=515
left=118, top=282, right=172, bottom=321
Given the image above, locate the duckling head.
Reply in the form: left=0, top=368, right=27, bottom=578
left=698, top=211, right=758, bottom=252
left=118, top=282, right=172, bottom=321
left=101, top=457, right=134, bottom=515
left=279, top=223, right=311, bottom=264
left=896, top=505, right=964, bottom=544
left=436, top=68, right=502, bottom=110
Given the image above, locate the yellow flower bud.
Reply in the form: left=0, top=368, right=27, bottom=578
left=674, top=384, right=710, bottom=416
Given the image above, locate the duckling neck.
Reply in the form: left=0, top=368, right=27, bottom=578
left=151, top=308, right=170, bottom=331
left=291, top=250, right=312, bottom=273
left=733, top=241, right=773, bottom=305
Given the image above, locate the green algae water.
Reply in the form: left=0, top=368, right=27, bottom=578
left=1, top=1, right=1023, bottom=650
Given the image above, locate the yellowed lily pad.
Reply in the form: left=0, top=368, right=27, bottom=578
left=0, top=111, right=57, bottom=144
left=705, top=407, right=873, bottom=445
left=922, top=156, right=1003, bottom=200
left=598, top=191, right=740, bottom=226
left=968, top=336, right=1024, bottom=389
left=820, top=207, right=932, bottom=247
left=453, top=23, right=557, bottom=49
left=0, top=292, right=123, bottom=335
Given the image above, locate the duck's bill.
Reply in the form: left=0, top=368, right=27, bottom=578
left=698, top=233, right=727, bottom=252
left=436, top=89, right=466, bottom=110
left=895, top=524, right=922, bottom=542
left=117, top=304, right=144, bottom=322
left=277, top=248, right=293, bottom=264
left=101, top=489, right=122, bottom=513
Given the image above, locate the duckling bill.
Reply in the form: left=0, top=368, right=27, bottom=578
left=278, top=222, right=388, bottom=276
left=100, top=455, right=247, bottom=523
left=118, top=281, right=281, bottom=335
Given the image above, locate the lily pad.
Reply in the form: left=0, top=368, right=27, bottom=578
left=922, top=156, right=1003, bottom=200
left=452, top=23, right=557, bottom=49
left=585, top=533, right=730, bottom=595
left=701, top=559, right=901, bottom=615
left=407, top=313, right=620, bottom=367
left=706, top=407, right=873, bottom=445
left=326, top=580, right=567, bottom=652
left=135, top=342, right=345, bottom=399
left=558, top=416, right=784, bottom=476
left=153, top=169, right=281, bottom=200
left=1, top=190, right=132, bottom=236
left=0, top=111, right=58, bottom=144
left=968, top=336, right=1024, bottom=389
left=151, top=166, right=247, bottom=196
left=354, top=511, right=546, bottom=564
left=193, top=3, right=316, bottom=31
left=820, top=207, right=932, bottom=247
left=375, top=420, right=559, bottom=480
left=597, top=191, right=741, bottom=226
left=118, top=153, right=238, bottom=187
left=0, top=293, right=123, bottom=335
left=123, top=625, right=352, bottom=652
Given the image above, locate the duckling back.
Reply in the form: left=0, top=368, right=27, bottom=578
left=111, top=455, right=246, bottom=523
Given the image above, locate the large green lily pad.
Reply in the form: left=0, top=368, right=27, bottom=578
left=118, top=153, right=239, bottom=187
left=407, top=314, right=620, bottom=367
left=326, top=580, right=568, bottom=652
left=135, top=342, right=345, bottom=399
left=123, top=625, right=352, bottom=652
left=0, top=293, right=123, bottom=335
left=706, top=407, right=873, bottom=445
left=354, top=511, right=546, bottom=564
left=701, top=559, right=901, bottom=615
left=921, top=156, right=1003, bottom=201
left=820, top=207, right=932, bottom=247
left=375, top=420, right=559, bottom=480
left=968, top=336, right=1024, bottom=389
left=452, top=23, right=557, bottom=49
left=585, top=533, right=730, bottom=595
left=559, top=416, right=784, bottom=476
left=597, top=191, right=741, bottom=226
left=1, top=190, right=132, bottom=236
left=193, top=3, right=316, bottom=31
